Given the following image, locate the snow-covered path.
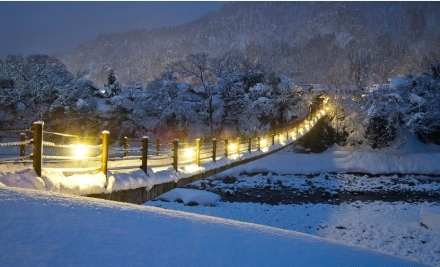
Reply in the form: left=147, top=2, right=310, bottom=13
left=0, top=186, right=431, bottom=267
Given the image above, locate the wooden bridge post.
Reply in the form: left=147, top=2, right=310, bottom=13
left=224, top=139, right=228, bottom=157
left=20, top=132, right=27, bottom=157
left=236, top=137, right=240, bottom=155
left=123, top=136, right=129, bottom=157
left=286, top=131, right=289, bottom=141
left=141, top=136, right=148, bottom=174
left=212, top=139, right=217, bottom=162
left=195, top=138, right=201, bottom=166
left=257, top=137, right=261, bottom=151
left=100, top=131, right=109, bottom=182
left=32, top=121, right=43, bottom=177
left=271, top=134, right=275, bottom=146
left=156, top=139, right=160, bottom=156
left=172, top=139, right=178, bottom=171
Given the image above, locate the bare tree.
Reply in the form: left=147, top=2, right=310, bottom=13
left=175, top=53, right=217, bottom=135
left=349, top=48, right=370, bottom=88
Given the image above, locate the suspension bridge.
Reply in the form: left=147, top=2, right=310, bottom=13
left=0, top=98, right=329, bottom=204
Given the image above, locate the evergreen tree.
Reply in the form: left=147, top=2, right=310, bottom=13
left=104, top=69, right=121, bottom=98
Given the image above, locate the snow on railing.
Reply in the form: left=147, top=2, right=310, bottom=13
left=0, top=130, right=32, bottom=163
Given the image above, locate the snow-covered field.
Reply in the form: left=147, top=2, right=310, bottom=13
left=1, top=186, right=431, bottom=267
left=147, top=190, right=440, bottom=266
left=144, top=134, right=440, bottom=267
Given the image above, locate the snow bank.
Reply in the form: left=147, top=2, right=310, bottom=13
left=0, top=168, right=45, bottom=190
left=219, top=136, right=440, bottom=177
left=42, top=168, right=107, bottom=195
left=0, top=187, right=430, bottom=267
left=0, top=163, right=205, bottom=196
left=157, top=188, right=221, bottom=206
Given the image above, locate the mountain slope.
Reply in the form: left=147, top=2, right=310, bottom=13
left=59, top=2, right=440, bottom=87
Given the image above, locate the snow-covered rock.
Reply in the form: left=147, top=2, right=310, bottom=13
left=157, top=188, right=221, bottom=206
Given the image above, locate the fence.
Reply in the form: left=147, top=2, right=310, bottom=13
left=0, top=129, right=33, bottom=163
left=0, top=98, right=329, bottom=187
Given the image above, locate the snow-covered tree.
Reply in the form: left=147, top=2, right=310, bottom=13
left=0, top=54, right=75, bottom=127
left=214, top=54, right=265, bottom=132
left=104, top=69, right=121, bottom=98
left=419, top=53, right=440, bottom=80
left=142, top=70, right=193, bottom=139
left=50, top=80, right=101, bottom=136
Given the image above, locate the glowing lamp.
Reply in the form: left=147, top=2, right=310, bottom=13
left=260, top=139, right=267, bottom=148
left=279, top=135, right=285, bottom=144
left=228, top=143, right=237, bottom=153
left=73, top=144, right=88, bottom=159
left=184, top=148, right=195, bottom=158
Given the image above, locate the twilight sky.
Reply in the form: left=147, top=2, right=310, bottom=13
left=0, top=1, right=225, bottom=57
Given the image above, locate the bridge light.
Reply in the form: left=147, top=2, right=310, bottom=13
left=279, top=135, right=285, bottom=145
left=184, top=148, right=195, bottom=159
left=228, top=143, right=237, bottom=153
left=291, top=132, right=297, bottom=140
left=260, top=138, right=267, bottom=148
left=73, top=144, right=88, bottom=159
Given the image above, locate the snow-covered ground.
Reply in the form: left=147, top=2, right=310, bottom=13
left=147, top=191, right=440, bottom=266
left=143, top=133, right=440, bottom=267
left=0, top=186, right=432, bottom=267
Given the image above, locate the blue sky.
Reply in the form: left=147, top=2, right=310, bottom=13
left=0, top=1, right=225, bottom=56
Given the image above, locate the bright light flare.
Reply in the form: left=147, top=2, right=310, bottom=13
left=184, top=148, right=195, bottom=158
left=73, top=144, right=88, bottom=159
left=228, top=143, right=237, bottom=153
left=260, top=138, right=267, bottom=148
left=279, top=135, right=285, bottom=144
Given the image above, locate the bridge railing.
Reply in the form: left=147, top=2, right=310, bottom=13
left=0, top=99, right=329, bottom=186
left=0, top=129, right=33, bottom=163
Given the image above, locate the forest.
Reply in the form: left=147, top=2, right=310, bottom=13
left=1, top=52, right=440, bottom=147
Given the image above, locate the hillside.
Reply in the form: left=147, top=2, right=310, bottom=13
left=59, top=2, right=440, bottom=87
